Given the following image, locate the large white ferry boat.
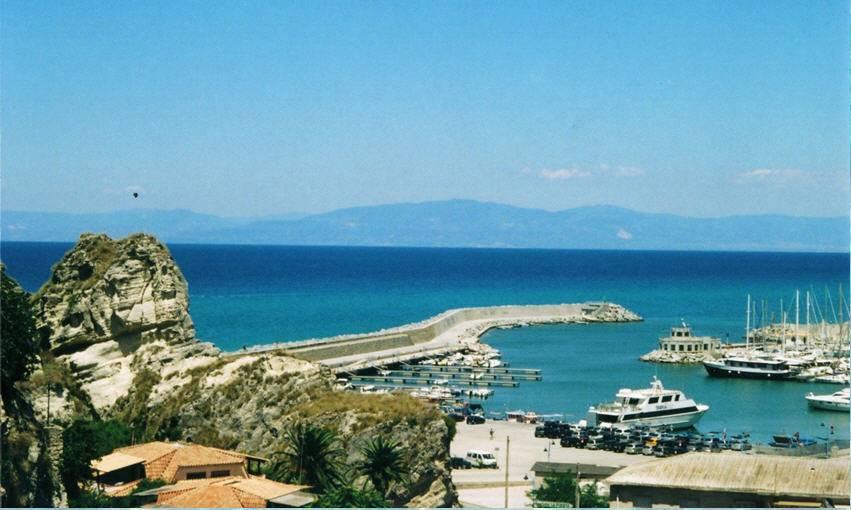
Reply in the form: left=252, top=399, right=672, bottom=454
left=587, top=377, right=709, bottom=429
left=805, top=388, right=850, bottom=412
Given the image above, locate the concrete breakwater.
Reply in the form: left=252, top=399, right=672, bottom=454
left=229, top=302, right=641, bottom=372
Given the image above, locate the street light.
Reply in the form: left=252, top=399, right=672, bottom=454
left=820, top=422, right=835, bottom=458
left=545, top=440, right=555, bottom=462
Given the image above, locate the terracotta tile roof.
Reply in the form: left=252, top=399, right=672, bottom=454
left=157, top=485, right=247, bottom=508
left=160, top=444, right=245, bottom=481
left=116, top=441, right=179, bottom=462
left=151, top=476, right=307, bottom=507
left=228, top=476, right=306, bottom=500
left=109, top=442, right=248, bottom=482
left=102, top=479, right=142, bottom=497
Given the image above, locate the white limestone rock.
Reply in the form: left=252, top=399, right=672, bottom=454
left=33, top=233, right=219, bottom=410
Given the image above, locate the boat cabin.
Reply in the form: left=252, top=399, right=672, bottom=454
left=615, top=387, right=685, bottom=409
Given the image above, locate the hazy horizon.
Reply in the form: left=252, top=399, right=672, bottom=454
left=2, top=198, right=849, bottom=220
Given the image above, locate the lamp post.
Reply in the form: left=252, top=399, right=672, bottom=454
left=545, top=440, right=555, bottom=462
left=820, top=422, right=835, bottom=458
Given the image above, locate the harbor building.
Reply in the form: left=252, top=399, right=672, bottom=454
left=531, top=461, right=622, bottom=489
left=658, top=323, right=721, bottom=355
left=606, top=452, right=849, bottom=508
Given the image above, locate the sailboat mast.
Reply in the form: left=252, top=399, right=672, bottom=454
left=795, top=290, right=800, bottom=347
left=805, top=291, right=810, bottom=347
left=746, top=294, right=751, bottom=350
left=781, top=298, right=786, bottom=356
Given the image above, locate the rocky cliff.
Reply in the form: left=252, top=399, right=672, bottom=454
left=33, top=233, right=220, bottom=410
left=31, top=233, right=457, bottom=506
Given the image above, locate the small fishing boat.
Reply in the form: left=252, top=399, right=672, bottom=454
left=805, top=388, right=850, bottom=412
left=769, top=434, right=817, bottom=448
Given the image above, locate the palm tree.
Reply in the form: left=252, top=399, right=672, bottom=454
left=268, top=422, right=343, bottom=490
left=356, top=436, right=408, bottom=496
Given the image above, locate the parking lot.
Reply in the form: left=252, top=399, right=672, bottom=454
left=450, top=420, right=658, bottom=507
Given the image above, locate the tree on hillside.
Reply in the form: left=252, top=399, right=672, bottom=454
left=312, top=478, right=388, bottom=508
left=61, top=419, right=131, bottom=500
left=528, top=472, right=609, bottom=508
left=356, top=436, right=408, bottom=496
left=268, top=422, right=343, bottom=490
left=0, top=265, right=40, bottom=406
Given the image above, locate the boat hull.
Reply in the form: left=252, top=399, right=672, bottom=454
left=591, top=407, right=708, bottom=430
left=703, top=361, right=792, bottom=380
left=806, top=397, right=850, bottom=412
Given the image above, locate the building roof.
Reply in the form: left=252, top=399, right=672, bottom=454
left=105, top=441, right=247, bottom=482
left=606, top=452, right=850, bottom=500
left=101, top=479, right=142, bottom=497
left=532, top=461, right=622, bottom=478
left=228, top=476, right=306, bottom=500
left=157, top=485, right=246, bottom=508
left=148, top=476, right=311, bottom=508
left=92, top=452, right=145, bottom=474
left=269, top=491, right=317, bottom=507
left=115, top=441, right=180, bottom=463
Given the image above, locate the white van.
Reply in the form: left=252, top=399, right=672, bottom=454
left=465, top=450, right=498, bottom=468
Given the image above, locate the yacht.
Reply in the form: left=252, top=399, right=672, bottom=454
left=587, top=377, right=709, bottom=429
left=805, top=388, right=850, bottom=412
left=703, top=356, right=795, bottom=379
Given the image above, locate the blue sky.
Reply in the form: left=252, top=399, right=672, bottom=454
left=2, top=1, right=848, bottom=217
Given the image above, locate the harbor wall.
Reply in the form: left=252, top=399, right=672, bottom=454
left=257, top=303, right=634, bottom=362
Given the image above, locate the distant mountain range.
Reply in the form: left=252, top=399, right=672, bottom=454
left=2, top=200, right=847, bottom=252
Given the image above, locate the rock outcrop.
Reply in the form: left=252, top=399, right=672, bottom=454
left=33, top=233, right=220, bottom=410
left=31, top=233, right=457, bottom=506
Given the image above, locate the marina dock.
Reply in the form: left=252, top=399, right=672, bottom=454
left=350, top=374, right=520, bottom=388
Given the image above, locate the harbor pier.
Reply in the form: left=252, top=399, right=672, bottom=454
left=227, top=302, right=641, bottom=373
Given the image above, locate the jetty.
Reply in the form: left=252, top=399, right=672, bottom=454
left=228, top=302, right=641, bottom=373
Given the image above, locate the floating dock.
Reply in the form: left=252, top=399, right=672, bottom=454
left=404, top=364, right=541, bottom=375
left=349, top=374, right=520, bottom=388
left=380, top=369, right=541, bottom=382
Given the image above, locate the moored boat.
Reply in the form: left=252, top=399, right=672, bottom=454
left=805, top=388, right=850, bottom=412
left=588, top=377, right=709, bottom=429
left=703, top=356, right=794, bottom=379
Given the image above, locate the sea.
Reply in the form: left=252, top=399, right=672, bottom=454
left=3, top=242, right=849, bottom=442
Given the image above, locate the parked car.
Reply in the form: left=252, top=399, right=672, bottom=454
left=641, top=445, right=655, bottom=456
left=449, top=456, right=472, bottom=469
left=624, top=443, right=642, bottom=455
left=465, top=450, right=498, bottom=468
left=466, top=414, right=486, bottom=425
left=653, top=446, right=671, bottom=458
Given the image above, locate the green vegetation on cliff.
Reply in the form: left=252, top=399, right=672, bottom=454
left=61, top=419, right=131, bottom=500
left=1, top=265, right=40, bottom=405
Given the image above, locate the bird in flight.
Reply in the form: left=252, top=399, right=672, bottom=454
left=132, top=192, right=139, bottom=198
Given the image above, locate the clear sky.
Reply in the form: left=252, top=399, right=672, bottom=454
left=2, top=1, right=848, bottom=217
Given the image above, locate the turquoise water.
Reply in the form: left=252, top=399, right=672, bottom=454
left=2, top=242, right=848, bottom=441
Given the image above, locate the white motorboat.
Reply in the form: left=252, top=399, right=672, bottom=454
left=814, top=373, right=851, bottom=385
left=588, top=377, right=709, bottom=429
left=805, top=388, right=850, bottom=412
